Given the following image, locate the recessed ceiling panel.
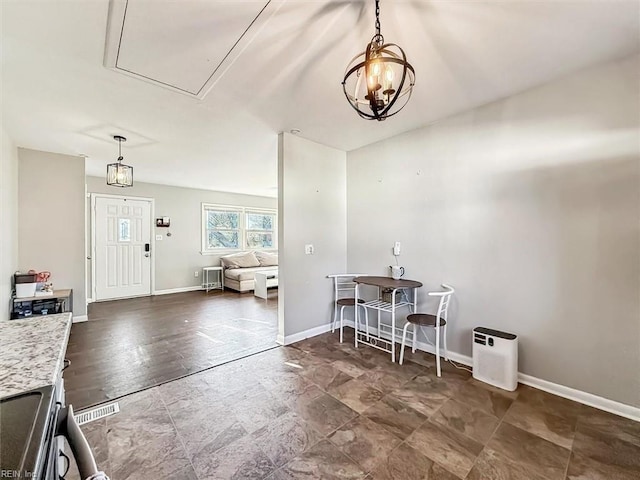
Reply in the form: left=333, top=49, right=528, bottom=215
left=108, top=0, right=270, bottom=96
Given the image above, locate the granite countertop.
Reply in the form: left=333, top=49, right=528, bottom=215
left=0, top=313, right=72, bottom=399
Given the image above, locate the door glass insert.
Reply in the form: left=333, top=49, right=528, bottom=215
left=119, top=218, right=131, bottom=242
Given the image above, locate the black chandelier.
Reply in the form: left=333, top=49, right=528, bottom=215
left=342, top=0, right=415, bottom=121
left=106, top=135, right=133, bottom=187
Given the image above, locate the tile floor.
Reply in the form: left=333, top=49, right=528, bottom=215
left=67, top=330, right=640, bottom=480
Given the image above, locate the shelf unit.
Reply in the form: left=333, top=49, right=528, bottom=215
left=353, top=276, right=422, bottom=362
left=361, top=298, right=413, bottom=312
left=11, top=289, right=73, bottom=319
left=356, top=297, right=415, bottom=356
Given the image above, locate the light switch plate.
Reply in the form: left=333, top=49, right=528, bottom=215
left=305, top=244, right=314, bottom=255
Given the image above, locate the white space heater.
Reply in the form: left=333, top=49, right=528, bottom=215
left=472, top=327, right=518, bottom=391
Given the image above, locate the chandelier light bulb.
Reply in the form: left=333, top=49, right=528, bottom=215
left=368, top=73, right=379, bottom=89
left=385, top=65, right=394, bottom=83
left=383, top=65, right=394, bottom=92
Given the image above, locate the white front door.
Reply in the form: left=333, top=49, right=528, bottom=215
left=94, top=195, right=152, bottom=300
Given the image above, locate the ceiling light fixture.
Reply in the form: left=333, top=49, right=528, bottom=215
left=342, top=0, right=415, bottom=121
left=106, top=135, right=133, bottom=187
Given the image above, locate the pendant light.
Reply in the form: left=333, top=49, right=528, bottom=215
left=342, top=0, right=415, bottom=121
left=106, top=135, right=133, bottom=187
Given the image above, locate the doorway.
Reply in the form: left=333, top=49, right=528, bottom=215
left=92, top=194, right=153, bottom=301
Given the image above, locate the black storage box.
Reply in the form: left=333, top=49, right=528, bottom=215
left=14, top=273, right=37, bottom=284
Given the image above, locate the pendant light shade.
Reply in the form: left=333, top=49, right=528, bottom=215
left=342, top=0, right=415, bottom=121
left=106, top=135, right=133, bottom=187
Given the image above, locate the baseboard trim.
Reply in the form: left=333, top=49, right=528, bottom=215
left=72, top=315, right=88, bottom=323
left=283, top=323, right=334, bottom=346
left=293, top=321, right=640, bottom=422
left=154, top=286, right=203, bottom=296
left=517, top=373, right=640, bottom=422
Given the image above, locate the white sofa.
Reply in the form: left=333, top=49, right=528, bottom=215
left=220, top=251, right=278, bottom=293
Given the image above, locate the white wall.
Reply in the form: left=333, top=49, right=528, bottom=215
left=347, top=55, right=640, bottom=408
left=0, top=128, right=19, bottom=320
left=278, top=133, right=347, bottom=340
left=18, top=148, right=87, bottom=316
left=86, top=177, right=277, bottom=293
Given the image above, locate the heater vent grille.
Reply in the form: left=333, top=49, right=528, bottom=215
left=74, top=402, right=120, bottom=425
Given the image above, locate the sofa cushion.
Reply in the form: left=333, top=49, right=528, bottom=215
left=220, top=251, right=260, bottom=269
left=255, top=251, right=278, bottom=267
left=224, top=266, right=278, bottom=282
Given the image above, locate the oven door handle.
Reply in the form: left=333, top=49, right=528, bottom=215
left=56, top=404, right=100, bottom=479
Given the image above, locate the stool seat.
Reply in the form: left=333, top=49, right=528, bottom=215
left=406, top=313, right=446, bottom=327
left=336, top=298, right=365, bottom=306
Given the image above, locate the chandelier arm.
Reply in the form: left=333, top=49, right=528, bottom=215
left=353, top=68, right=365, bottom=103
left=379, top=71, right=408, bottom=117
left=364, top=42, right=381, bottom=117
left=342, top=49, right=368, bottom=78
left=342, top=60, right=367, bottom=84
left=342, top=79, right=379, bottom=119
left=377, top=51, right=414, bottom=117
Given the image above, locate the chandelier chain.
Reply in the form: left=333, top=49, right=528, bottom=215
left=375, top=0, right=380, bottom=36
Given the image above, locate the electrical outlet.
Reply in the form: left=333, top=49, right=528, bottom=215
left=194, top=271, right=199, bottom=278
left=393, top=242, right=401, bottom=256
left=305, top=244, right=314, bottom=255
left=156, top=235, right=163, bottom=241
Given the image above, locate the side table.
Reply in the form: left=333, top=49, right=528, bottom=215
left=254, top=271, right=278, bottom=299
left=203, top=266, right=224, bottom=293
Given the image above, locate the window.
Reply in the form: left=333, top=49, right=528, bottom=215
left=246, top=211, right=275, bottom=249
left=202, top=204, right=277, bottom=253
left=204, top=208, right=241, bottom=249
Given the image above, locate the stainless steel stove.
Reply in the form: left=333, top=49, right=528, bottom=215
left=0, top=383, right=108, bottom=480
left=0, top=385, right=59, bottom=479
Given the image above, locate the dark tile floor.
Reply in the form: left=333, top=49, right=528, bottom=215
left=66, top=330, right=640, bottom=480
left=65, top=289, right=278, bottom=409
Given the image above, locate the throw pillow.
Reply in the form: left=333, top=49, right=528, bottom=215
left=220, top=251, right=260, bottom=269
left=255, top=251, right=278, bottom=267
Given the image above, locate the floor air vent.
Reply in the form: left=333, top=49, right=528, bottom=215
left=74, top=402, right=120, bottom=425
